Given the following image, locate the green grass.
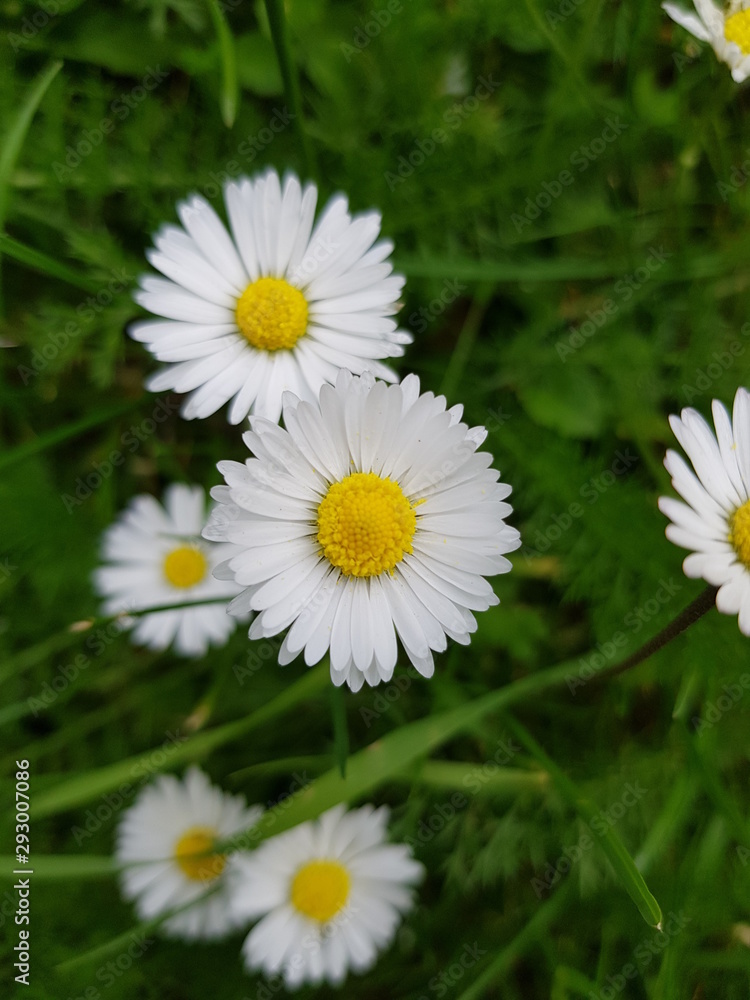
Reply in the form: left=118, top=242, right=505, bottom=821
left=2, top=0, right=750, bottom=997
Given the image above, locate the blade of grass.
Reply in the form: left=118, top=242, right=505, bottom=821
left=0, top=855, right=114, bottom=879
left=31, top=664, right=328, bottom=818
left=0, top=398, right=143, bottom=472
left=263, top=0, right=316, bottom=177
left=410, top=760, right=549, bottom=798
left=439, top=282, right=494, bottom=400
left=504, top=715, right=662, bottom=929
left=456, top=880, right=574, bottom=1000
left=0, top=232, right=100, bottom=293
left=0, top=60, right=63, bottom=229
left=330, top=682, right=349, bottom=779
left=222, top=656, right=586, bottom=850
left=206, top=0, right=238, bottom=127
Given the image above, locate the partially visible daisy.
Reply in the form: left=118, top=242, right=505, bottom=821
left=116, top=766, right=262, bottom=940
left=230, top=804, right=423, bottom=989
left=658, top=387, right=750, bottom=634
left=663, top=0, right=750, bottom=82
left=203, top=370, right=520, bottom=691
left=94, top=483, right=242, bottom=657
left=130, top=168, right=411, bottom=425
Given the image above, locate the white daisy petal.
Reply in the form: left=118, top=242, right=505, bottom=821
left=116, top=767, right=262, bottom=941
left=233, top=805, right=423, bottom=989
left=131, top=170, right=409, bottom=425
left=94, top=483, right=243, bottom=658
left=663, top=0, right=750, bottom=77
left=205, top=371, right=517, bottom=688
left=660, top=388, right=750, bottom=635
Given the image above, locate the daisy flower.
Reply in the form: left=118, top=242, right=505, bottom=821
left=230, top=804, right=423, bottom=989
left=658, top=387, right=750, bottom=634
left=94, top=483, right=242, bottom=657
left=116, top=766, right=262, bottom=940
left=663, top=0, right=750, bottom=82
left=203, top=370, right=520, bottom=691
left=130, top=168, right=411, bottom=425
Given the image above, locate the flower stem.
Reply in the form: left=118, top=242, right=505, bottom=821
left=594, top=585, right=718, bottom=684
left=263, top=0, right=317, bottom=179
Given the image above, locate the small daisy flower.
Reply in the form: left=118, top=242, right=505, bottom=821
left=203, top=370, right=520, bottom=691
left=130, top=168, right=411, bottom=425
left=115, top=766, right=262, bottom=941
left=659, top=388, right=750, bottom=634
left=663, top=0, right=750, bottom=82
left=230, top=804, right=423, bottom=989
left=94, top=483, right=242, bottom=657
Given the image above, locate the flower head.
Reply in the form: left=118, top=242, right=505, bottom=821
left=115, top=766, right=262, bottom=940
left=204, top=370, right=520, bottom=691
left=663, top=0, right=750, bottom=82
left=130, top=169, right=411, bottom=425
left=94, top=483, right=241, bottom=657
left=229, top=804, right=423, bottom=989
left=659, top=387, right=750, bottom=633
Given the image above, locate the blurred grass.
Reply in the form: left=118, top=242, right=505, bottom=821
left=1, top=0, right=750, bottom=998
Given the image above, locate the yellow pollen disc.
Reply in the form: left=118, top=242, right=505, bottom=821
left=316, top=472, right=418, bottom=578
left=725, top=9, right=750, bottom=54
left=291, top=860, right=350, bottom=923
left=163, top=545, right=208, bottom=589
left=174, top=827, right=225, bottom=883
left=235, top=276, right=308, bottom=351
left=730, top=499, right=750, bottom=568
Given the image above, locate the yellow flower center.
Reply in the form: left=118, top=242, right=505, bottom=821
left=316, top=472, right=418, bottom=578
left=163, top=545, right=208, bottom=589
left=730, top=499, right=750, bottom=568
left=235, top=276, right=308, bottom=351
left=290, top=860, right=350, bottom=923
left=173, top=827, right=225, bottom=883
left=724, top=9, right=750, bottom=54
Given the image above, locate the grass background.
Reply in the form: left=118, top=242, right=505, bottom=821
left=2, top=0, right=750, bottom=997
